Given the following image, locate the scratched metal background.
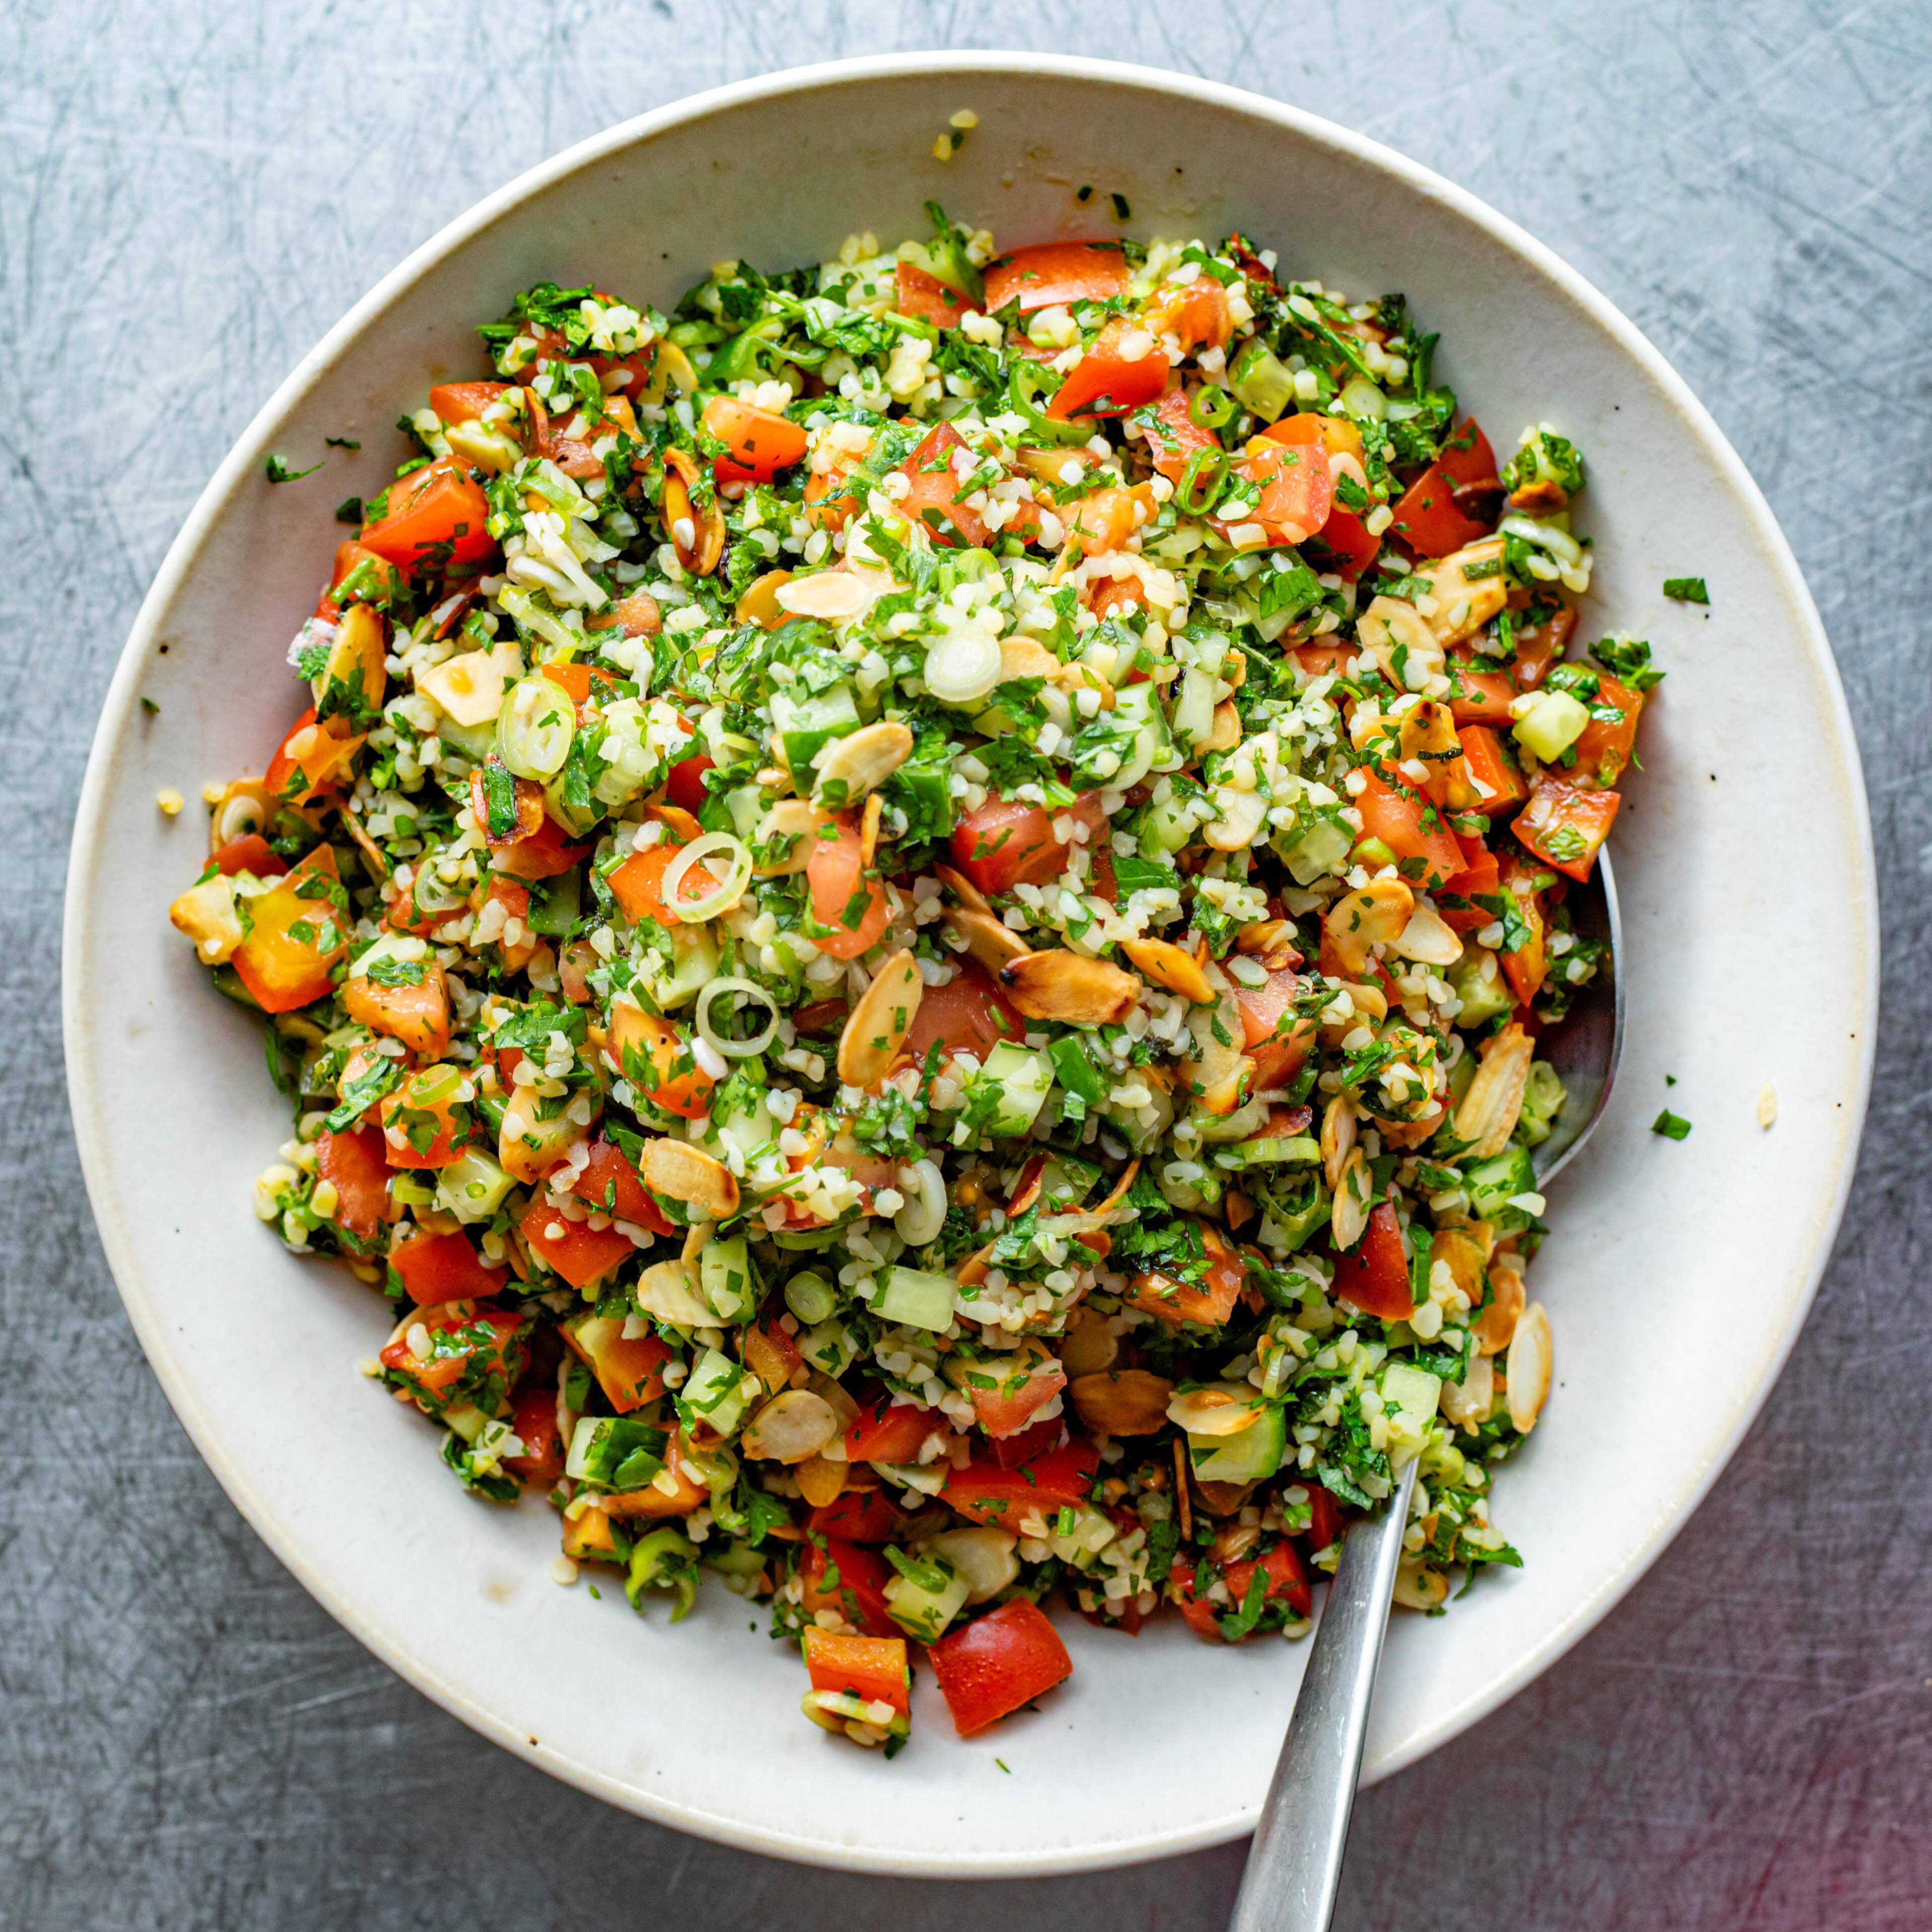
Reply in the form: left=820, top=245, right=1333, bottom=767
left=6, top=4, right=1928, bottom=1926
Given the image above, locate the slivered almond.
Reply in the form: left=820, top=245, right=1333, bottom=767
left=1393, top=903, right=1464, bottom=968
left=1475, top=1254, right=1526, bottom=1356
left=1505, top=1300, right=1552, bottom=1432
left=1323, top=876, right=1415, bottom=975
left=860, top=792, right=883, bottom=868
left=999, top=949, right=1142, bottom=1024
left=638, top=1139, right=739, bottom=1218
left=814, top=721, right=913, bottom=805
left=1320, top=1094, right=1357, bottom=1191
left=944, top=904, right=1028, bottom=975
left=998, top=637, right=1064, bottom=682
left=755, top=798, right=832, bottom=876
left=794, top=1453, right=849, bottom=1507
left=1453, top=1021, right=1535, bottom=1160
left=837, top=948, right=923, bottom=1089
left=1204, top=700, right=1243, bottom=753
left=934, top=863, right=992, bottom=916
left=1122, top=936, right=1215, bottom=1004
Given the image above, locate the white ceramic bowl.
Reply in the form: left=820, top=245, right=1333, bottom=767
left=65, top=53, right=1876, bottom=1875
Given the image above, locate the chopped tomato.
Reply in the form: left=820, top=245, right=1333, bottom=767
left=1065, top=482, right=1157, bottom=557
left=1141, top=276, right=1231, bottom=352
left=1232, top=966, right=1302, bottom=1049
left=803, top=1627, right=912, bottom=1717
left=605, top=1005, right=715, bottom=1121
left=1175, top=1542, right=1312, bottom=1642
left=1305, top=1488, right=1345, bottom=1554
left=963, top=1349, right=1067, bottom=1440
left=607, top=838, right=719, bottom=929
left=1292, top=641, right=1355, bottom=680
left=1510, top=604, right=1575, bottom=691
left=1331, top=1201, right=1412, bottom=1321
left=1572, top=674, right=1646, bottom=787
left=538, top=659, right=622, bottom=710
left=519, top=1198, right=637, bottom=1290
left=702, top=395, right=808, bottom=484
left=522, top=301, right=657, bottom=399
left=1455, top=724, right=1528, bottom=812
left=377, top=1063, right=479, bottom=1169
left=1352, top=769, right=1462, bottom=889
left=505, top=1385, right=566, bottom=1483
left=896, top=421, right=990, bottom=548
left=1514, top=775, right=1620, bottom=883
left=984, top=241, right=1130, bottom=313
left=479, top=876, right=538, bottom=972
left=1305, top=505, right=1378, bottom=580
left=232, top=846, right=348, bottom=1013
left=1497, top=854, right=1554, bottom=1005
left=1140, top=387, right=1224, bottom=485
left=798, top=1538, right=898, bottom=1639
left=389, top=1229, right=506, bottom=1306
left=942, top=1439, right=1100, bottom=1527
left=1229, top=434, right=1333, bottom=547
left=1437, top=418, right=1500, bottom=488
left=1438, top=843, right=1501, bottom=933
left=904, top=961, right=1024, bottom=1064
left=564, top=1316, right=673, bottom=1413
left=1048, top=316, right=1169, bottom=420
left=950, top=789, right=1105, bottom=896
left=804, top=809, right=889, bottom=959
left=844, top=1395, right=943, bottom=1465
left=1233, top=969, right=1316, bottom=1092
left=807, top=1490, right=902, bottom=1544
left=343, top=958, right=450, bottom=1059
left=315, top=1126, right=392, bottom=1245
left=360, top=456, right=496, bottom=574
left=211, top=834, right=286, bottom=878
left=989, top=1416, right=1065, bottom=1470
left=1125, top=1221, right=1247, bottom=1327
left=488, top=813, right=590, bottom=882
left=665, top=753, right=715, bottom=815
left=428, top=380, right=511, bottom=425
left=265, top=706, right=361, bottom=805
left=569, top=1138, right=674, bottom=1235
left=894, top=261, right=977, bottom=328
left=1261, top=412, right=1364, bottom=464
left=928, top=1600, right=1074, bottom=1737
left=1447, top=650, right=1518, bottom=723
left=468, top=765, right=543, bottom=849
left=1389, top=460, right=1491, bottom=556
left=378, top=1302, right=526, bottom=1409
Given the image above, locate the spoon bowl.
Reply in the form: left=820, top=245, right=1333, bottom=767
left=1530, top=848, right=1624, bottom=1184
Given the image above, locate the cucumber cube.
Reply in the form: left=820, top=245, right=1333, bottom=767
left=1188, top=1408, right=1287, bottom=1485
left=874, top=1266, right=957, bottom=1334
left=971, top=1043, right=1056, bottom=1137
left=700, top=1237, right=758, bottom=1324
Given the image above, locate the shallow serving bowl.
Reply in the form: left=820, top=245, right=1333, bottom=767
left=65, top=53, right=1876, bottom=1876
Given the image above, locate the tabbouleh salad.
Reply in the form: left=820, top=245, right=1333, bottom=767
left=169, top=206, right=1657, bottom=1750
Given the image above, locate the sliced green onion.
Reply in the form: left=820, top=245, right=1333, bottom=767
left=1188, top=386, right=1235, bottom=429
left=660, top=832, right=752, bottom=922
left=695, top=976, right=780, bottom=1060
left=1177, top=447, right=1229, bottom=515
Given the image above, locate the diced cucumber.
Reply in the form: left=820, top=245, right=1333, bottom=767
left=798, top=1317, right=858, bottom=1376
left=700, top=1237, right=758, bottom=1324
left=565, top=1415, right=669, bottom=1491
left=772, top=685, right=859, bottom=791
left=1516, top=1060, right=1567, bottom=1146
left=1189, top=1408, right=1287, bottom=1485
left=676, top=1348, right=759, bottom=1440
left=430, top=715, right=497, bottom=761
left=1512, top=690, right=1591, bottom=762
left=1281, top=814, right=1354, bottom=886
left=883, top=1550, right=972, bottom=1642
left=970, top=1042, right=1056, bottom=1137
left=1464, top=1144, right=1541, bottom=1231
left=1228, top=339, right=1296, bottom=422
left=434, top=1147, right=514, bottom=1224
left=1109, top=681, right=1170, bottom=789
left=1448, top=948, right=1513, bottom=1029
left=636, top=923, right=718, bottom=1013
left=1379, top=1363, right=1442, bottom=1433
left=874, top=1266, right=957, bottom=1334
left=1048, top=1034, right=1106, bottom=1106
left=1141, top=786, right=1201, bottom=855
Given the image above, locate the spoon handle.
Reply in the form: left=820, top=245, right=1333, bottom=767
left=1227, top=1460, right=1418, bottom=1932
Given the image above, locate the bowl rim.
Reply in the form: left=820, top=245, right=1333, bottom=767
left=63, top=49, right=1879, bottom=1874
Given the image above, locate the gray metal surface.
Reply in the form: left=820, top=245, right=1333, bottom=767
left=5, top=5, right=1927, bottom=1928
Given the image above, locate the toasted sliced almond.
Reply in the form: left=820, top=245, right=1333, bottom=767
left=638, top=1139, right=739, bottom=1218
left=814, top=720, right=913, bottom=805
left=741, top=1390, right=840, bottom=1464
left=943, top=904, right=1028, bottom=975
left=1505, top=1299, right=1552, bottom=1432
left=859, top=790, right=884, bottom=868
left=1180, top=991, right=1246, bottom=1114
left=1320, top=1094, right=1357, bottom=1191
left=998, top=637, right=1064, bottom=682
left=1475, top=1253, right=1526, bottom=1356
left=1440, top=1351, right=1495, bottom=1429
left=1323, top=875, right=1415, bottom=975
left=1204, top=699, right=1243, bottom=753
left=1417, top=538, right=1507, bottom=647
left=838, top=949, right=923, bottom=1088
left=735, top=569, right=794, bottom=629
left=1393, top=903, right=1464, bottom=968
left=1453, top=1021, right=1535, bottom=1160
left=1000, top=949, right=1142, bottom=1024
left=1235, top=918, right=1299, bottom=959
left=1357, top=595, right=1445, bottom=691
left=1330, top=1145, right=1370, bottom=1250
left=1122, top=936, right=1215, bottom=1004
left=754, top=798, right=832, bottom=876
left=1166, top=1384, right=1262, bottom=1438
left=794, top=1452, right=849, bottom=1508
left=1393, top=1559, right=1450, bottom=1611
left=934, top=863, right=992, bottom=916
left=634, top=1256, right=711, bottom=1326
left=1071, top=1371, right=1175, bottom=1437
left=1202, top=787, right=1268, bottom=852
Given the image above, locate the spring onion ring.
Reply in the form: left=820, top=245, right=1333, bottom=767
left=661, top=831, right=752, bottom=922
left=696, top=976, right=780, bottom=1060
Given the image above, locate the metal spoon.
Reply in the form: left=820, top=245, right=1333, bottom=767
left=1228, top=850, right=1623, bottom=1932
